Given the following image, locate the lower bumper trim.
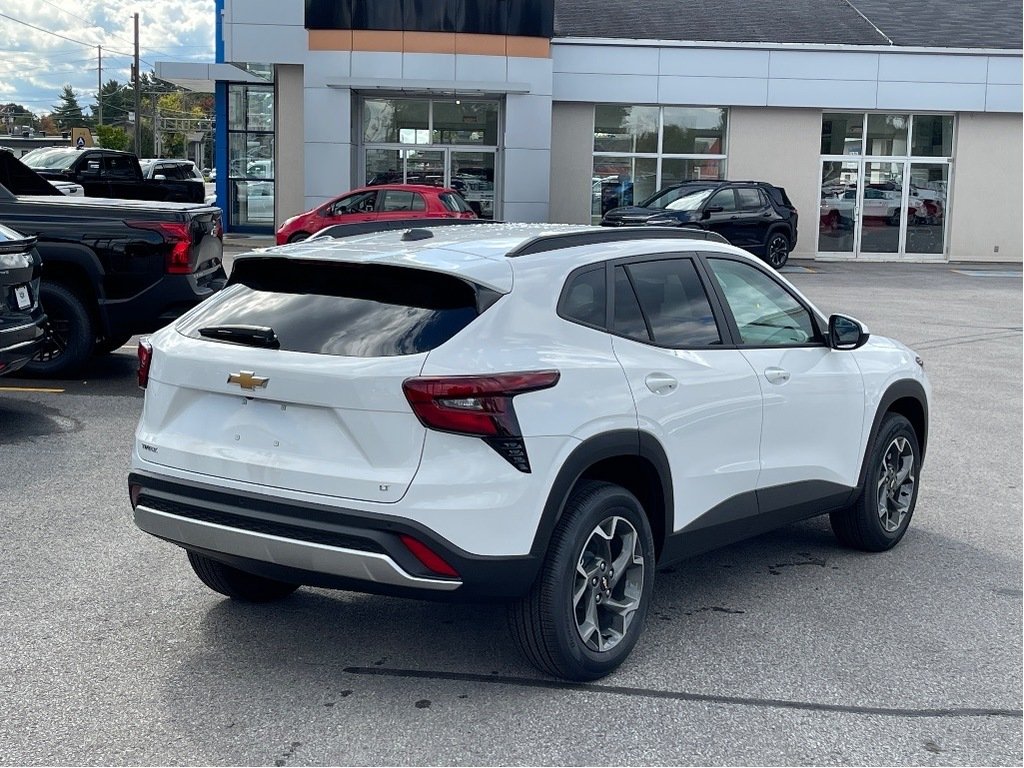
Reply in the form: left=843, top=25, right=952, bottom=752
left=134, top=505, right=462, bottom=592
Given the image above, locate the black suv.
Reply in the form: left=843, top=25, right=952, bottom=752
left=601, top=180, right=799, bottom=268
left=0, top=224, right=46, bottom=376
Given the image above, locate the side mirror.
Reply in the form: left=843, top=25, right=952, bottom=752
left=829, top=314, right=870, bottom=350
left=702, top=205, right=724, bottom=219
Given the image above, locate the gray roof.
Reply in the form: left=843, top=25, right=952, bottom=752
left=553, top=0, right=1023, bottom=49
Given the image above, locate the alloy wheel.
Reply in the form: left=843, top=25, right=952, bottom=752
left=572, top=515, right=644, bottom=652
left=876, top=436, right=915, bottom=532
left=767, top=234, right=789, bottom=268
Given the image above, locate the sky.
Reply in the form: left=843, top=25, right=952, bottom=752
left=0, top=0, right=214, bottom=118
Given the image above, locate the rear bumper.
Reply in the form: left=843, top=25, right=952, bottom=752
left=128, top=471, right=542, bottom=601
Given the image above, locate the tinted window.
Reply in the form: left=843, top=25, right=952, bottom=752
left=104, top=155, right=135, bottom=179
left=331, top=191, right=377, bottom=215
left=439, top=192, right=472, bottom=213
left=625, top=259, right=720, bottom=346
left=178, top=259, right=486, bottom=357
left=706, top=189, right=736, bottom=212
left=561, top=267, right=606, bottom=328
left=736, top=188, right=765, bottom=211
left=613, top=266, right=650, bottom=341
left=708, top=258, right=818, bottom=346
left=380, top=190, right=427, bottom=212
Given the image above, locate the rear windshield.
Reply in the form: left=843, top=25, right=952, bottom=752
left=177, top=258, right=489, bottom=357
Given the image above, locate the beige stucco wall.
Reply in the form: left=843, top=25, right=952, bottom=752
left=726, top=107, right=823, bottom=259
left=949, top=112, right=1023, bottom=262
left=274, top=64, right=305, bottom=228
left=549, top=101, right=595, bottom=224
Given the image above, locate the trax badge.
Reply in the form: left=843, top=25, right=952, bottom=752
left=227, top=371, right=269, bottom=390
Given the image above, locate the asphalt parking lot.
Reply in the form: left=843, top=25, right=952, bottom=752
left=0, top=259, right=1020, bottom=766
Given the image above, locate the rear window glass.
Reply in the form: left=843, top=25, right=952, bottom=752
left=439, top=192, right=472, bottom=213
left=177, top=259, right=488, bottom=357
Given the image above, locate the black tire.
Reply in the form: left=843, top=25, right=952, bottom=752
left=93, top=333, right=133, bottom=356
left=187, top=551, right=300, bottom=602
left=764, top=230, right=790, bottom=269
left=830, top=413, right=920, bottom=552
left=22, top=282, right=93, bottom=378
left=287, top=231, right=310, bottom=244
left=508, top=481, right=655, bottom=681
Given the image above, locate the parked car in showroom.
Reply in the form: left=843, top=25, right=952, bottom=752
left=130, top=223, right=929, bottom=681
left=0, top=223, right=46, bottom=376
left=601, top=180, right=799, bottom=268
left=276, top=184, right=476, bottom=244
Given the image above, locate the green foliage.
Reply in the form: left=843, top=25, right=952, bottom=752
left=52, top=85, right=91, bottom=130
left=95, top=124, right=130, bottom=151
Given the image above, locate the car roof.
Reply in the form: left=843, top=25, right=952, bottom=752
left=346, top=184, right=458, bottom=195
left=237, top=223, right=755, bottom=294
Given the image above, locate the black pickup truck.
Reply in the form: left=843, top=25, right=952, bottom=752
left=0, top=150, right=224, bottom=377
left=21, top=147, right=204, bottom=204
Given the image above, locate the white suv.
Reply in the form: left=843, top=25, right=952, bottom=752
left=129, top=223, right=929, bottom=680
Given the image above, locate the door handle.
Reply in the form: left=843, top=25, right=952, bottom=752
left=764, top=367, right=790, bottom=385
left=645, top=373, right=678, bottom=394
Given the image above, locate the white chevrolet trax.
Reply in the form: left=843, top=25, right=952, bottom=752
left=130, top=223, right=929, bottom=681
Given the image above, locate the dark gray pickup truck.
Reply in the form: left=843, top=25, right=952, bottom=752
left=21, top=147, right=205, bottom=204
left=0, top=150, right=223, bottom=377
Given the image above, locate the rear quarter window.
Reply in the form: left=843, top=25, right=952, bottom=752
left=177, top=259, right=494, bottom=357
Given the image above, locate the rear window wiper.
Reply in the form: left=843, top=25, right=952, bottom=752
left=198, top=325, right=280, bottom=349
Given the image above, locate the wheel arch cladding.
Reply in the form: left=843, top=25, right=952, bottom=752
left=860, top=380, right=929, bottom=490
left=532, top=430, right=673, bottom=561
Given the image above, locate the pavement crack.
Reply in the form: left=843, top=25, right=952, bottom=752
left=343, top=667, right=1023, bottom=720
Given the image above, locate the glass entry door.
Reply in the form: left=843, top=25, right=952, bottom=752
left=364, top=147, right=498, bottom=219
left=818, top=159, right=945, bottom=259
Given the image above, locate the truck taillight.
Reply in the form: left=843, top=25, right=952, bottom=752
left=402, top=371, right=559, bottom=472
left=137, top=339, right=152, bottom=389
left=128, top=220, right=193, bottom=274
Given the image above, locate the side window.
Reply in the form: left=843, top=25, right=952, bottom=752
left=613, top=266, right=650, bottom=342
left=332, top=191, right=377, bottom=215
left=439, top=192, right=472, bottom=213
left=560, top=267, right=606, bottom=329
left=624, top=258, right=721, bottom=347
left=410, top=193, right=426, bottom=211
left=736, top=188, right=765, bottom=211
left=104, top=156, right=135, bottom=179
left=706, top=189, right=737, bottom=212
left=381, top=190, right=416, bottom=211
left=707, top=258, right=819, bottom=346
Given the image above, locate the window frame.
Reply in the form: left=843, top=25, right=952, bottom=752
left=700, top=253, right=828, bottom=349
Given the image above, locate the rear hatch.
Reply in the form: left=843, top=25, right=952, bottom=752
left=139, top=255, right=502, bottom=503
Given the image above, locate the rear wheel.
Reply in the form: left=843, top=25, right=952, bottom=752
left=764, top=231, right=790, bottom=269
left=508, top=481, right=655, bottom=680
left=830, top=413, right=920, bottom=551
left=187, top=551, right=300, bottom=602
left=22, top=282, right=93, bottom=378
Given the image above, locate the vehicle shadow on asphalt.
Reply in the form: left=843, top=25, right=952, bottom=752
left=7, top=347, right=141, bottom=396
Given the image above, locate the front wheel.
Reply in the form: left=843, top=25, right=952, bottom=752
left=764, top=231, right=790, bottom=269
left=830, top=413, right=920, bottom=551
left=187, top=551, right=300, bottom=602
left=508, top=481, right=655, bottom=681
left=22, top=282, right=93, bottom=378
left=287, top=231, right=310, bottom=244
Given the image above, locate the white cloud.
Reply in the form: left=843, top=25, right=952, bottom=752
left=0, top=0, right=214, bottom=116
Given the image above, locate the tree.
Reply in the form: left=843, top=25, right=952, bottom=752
left=95, top=124, right=130, bottom=151
left=0, top=103, right=40, bottom=134
left=52, top=85, right=90, bottom=130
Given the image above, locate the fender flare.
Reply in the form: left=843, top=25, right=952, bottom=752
left=856, top=378, right=929, bottom=492
left=35, top=241, right=105, bottom=291
left=528, top=429, right=674, bottom=559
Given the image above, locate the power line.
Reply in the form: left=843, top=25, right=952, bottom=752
left=0, top=12, right=135, bottom=58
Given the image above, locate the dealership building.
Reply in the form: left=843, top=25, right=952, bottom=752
left=159, top=0, right=1023, bottom=261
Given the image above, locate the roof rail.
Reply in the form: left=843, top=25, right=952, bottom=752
left=310, top=218, right=501, bottom=240
left=506, top=227, right=729, bottom=258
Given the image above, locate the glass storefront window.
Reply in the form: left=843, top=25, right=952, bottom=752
left=906, top=163, right=949, bottom=254
left=592, top=156, right=658, bottom=218
left=594, top=106, right=659, bottom=153
left=662, top=107, right=727, bottom=154
left=866, top=114, right=909, bottom=157
left=661, top=158, right=724, bottom=186
left=363, top=99, right=429, bottom=144
left=910, top=115, right=954, bottom=157
left=365, top=148, right=403, bottom=185
left=821, top=113, right=864, bottom=155
left=227, top=83, right=274, bottom=229
left=432, top=101, right=499, bottom=145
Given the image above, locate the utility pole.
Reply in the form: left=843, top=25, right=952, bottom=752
left=152, top=92, right=159, bottom=157
left=97, top=46, right=102, bottom=126
left=133, top=13, right=141, bottom=153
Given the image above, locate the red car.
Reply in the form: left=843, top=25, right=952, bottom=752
left=276, top=184, right=477, bottom=244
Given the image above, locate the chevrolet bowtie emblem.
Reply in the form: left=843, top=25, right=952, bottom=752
left=227, top=371, right=269, bottom=390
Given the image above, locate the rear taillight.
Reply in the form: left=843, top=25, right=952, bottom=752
left=128, top=220, right=193, bottom=274
left=399, top=534, right=460, bottom=578
left=402, top=371, right=559, bottom=472
left=137, top=339, right=152, bottom=389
